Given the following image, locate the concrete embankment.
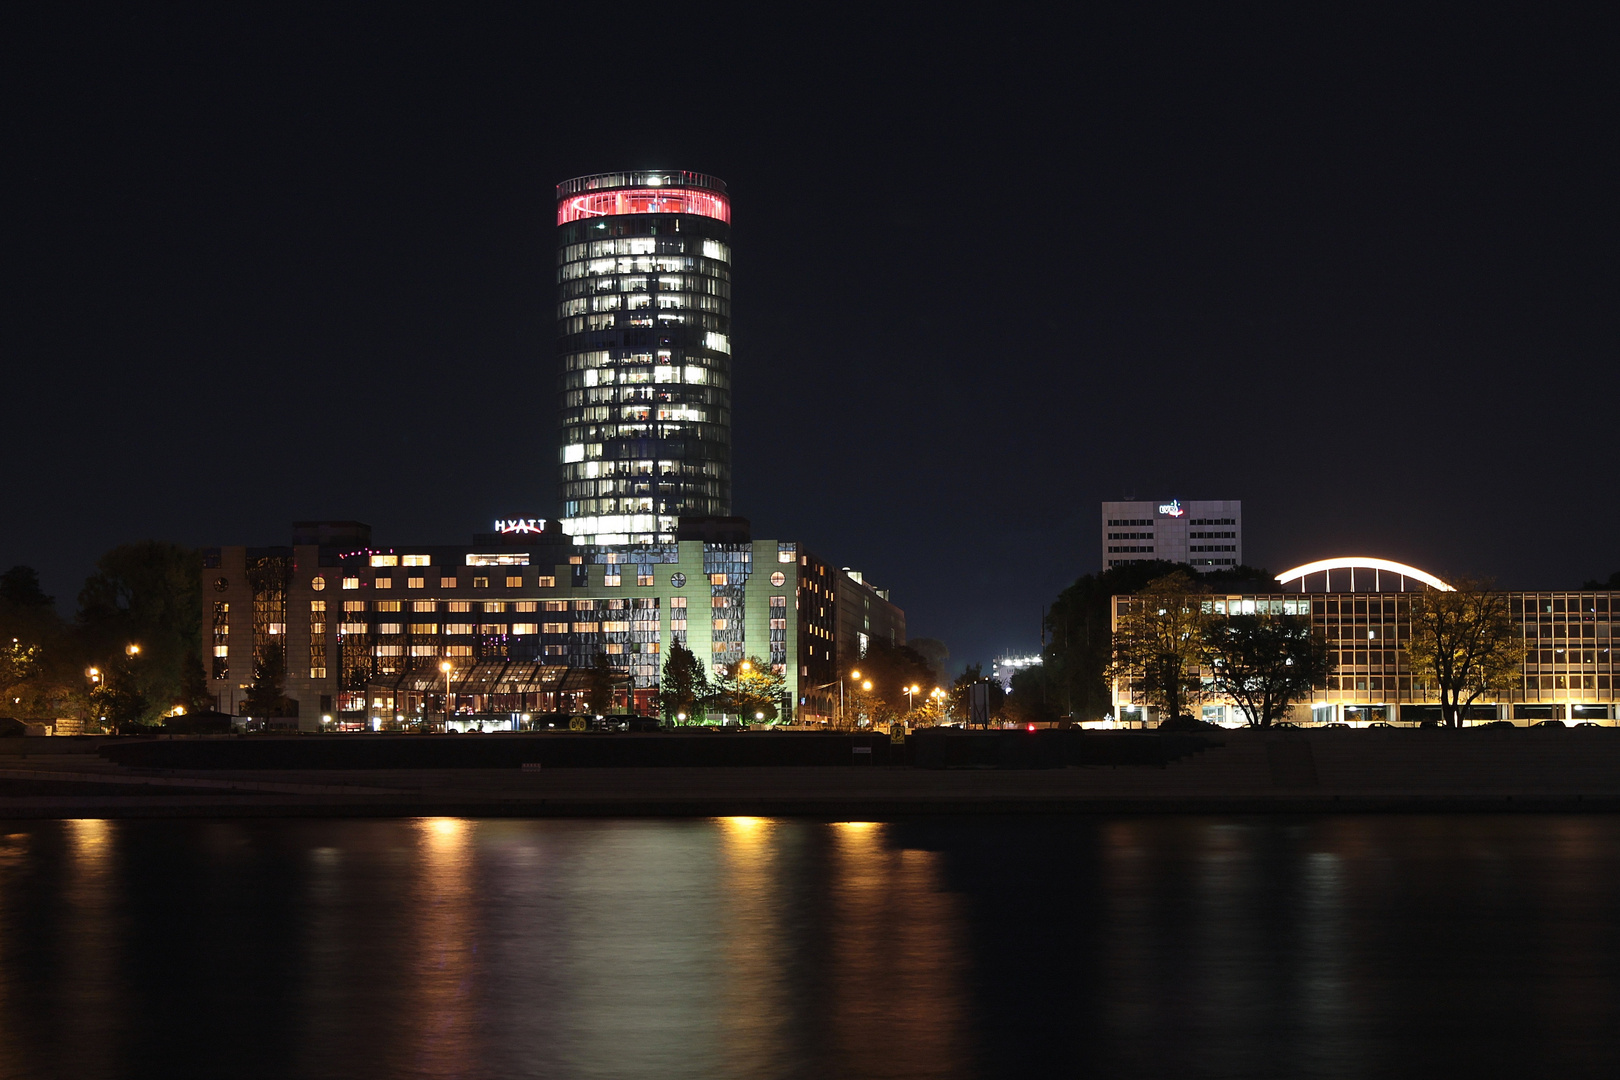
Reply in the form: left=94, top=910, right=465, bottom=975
left=0, top=727, right=1617, bottom=818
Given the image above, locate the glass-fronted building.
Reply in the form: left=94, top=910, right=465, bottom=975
left=1111, top=558, right=1618, bottom=725
left=556, top=170, right=733, bottom=545
left=201, top=521, right=904, bottom=729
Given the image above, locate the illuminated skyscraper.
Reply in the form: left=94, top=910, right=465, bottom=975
left=555, top=170, right=733, bottom=544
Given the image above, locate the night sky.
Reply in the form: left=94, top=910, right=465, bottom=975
left=6, top=7, right=1617, bottom=670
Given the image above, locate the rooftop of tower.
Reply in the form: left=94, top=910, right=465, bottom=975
left=555, top=170, right=727, bottom=200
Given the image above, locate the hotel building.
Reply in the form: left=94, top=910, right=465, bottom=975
left=203, top=519, right=903, bottom=729
left=1102, top=499, right=1242, bottom=571
left=1112, top=557, right=1617, bottom=725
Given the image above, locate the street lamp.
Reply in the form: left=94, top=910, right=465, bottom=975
left=904, top=683, right=920, bottom=712
left=439, top=660, right=453, bottom=732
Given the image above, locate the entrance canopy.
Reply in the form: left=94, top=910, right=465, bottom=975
left=1275, top=557, right=1453, bottom=593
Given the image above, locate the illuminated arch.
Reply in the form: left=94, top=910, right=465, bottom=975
left=1274, top=557, right=1454, bottom=592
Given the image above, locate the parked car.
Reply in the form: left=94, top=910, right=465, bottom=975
left=1532, top=720, right=1567, bottom=728
left=1481, top=719, right=1516, bottom=729
left=1273, top=722, right=1300, bottom=730
left=1321, top=723, right=1351, bottom=730
left=1368, top=722, right=1394, bottom=728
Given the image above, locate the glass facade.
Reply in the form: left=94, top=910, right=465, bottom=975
left=1112, top=589, right=1618, bottom=724
left=556, top=170, right=732, bottom=544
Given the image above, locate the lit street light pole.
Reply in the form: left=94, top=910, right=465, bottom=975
left=439, top=661, right=453, bottom=733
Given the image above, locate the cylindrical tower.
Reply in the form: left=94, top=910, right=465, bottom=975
left=555, top=170, right=732, bottom=545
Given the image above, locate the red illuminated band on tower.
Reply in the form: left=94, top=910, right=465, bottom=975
left=556, top=187, right=731, bottom=225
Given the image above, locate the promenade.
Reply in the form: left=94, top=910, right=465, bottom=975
left=2, top=728, right=1619, bottom=818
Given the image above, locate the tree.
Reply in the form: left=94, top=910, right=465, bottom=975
left=949, top=664, right=1004, bottom=726
left=0, top=566, right=71, bottom=719
left=240, top=648, right=289, bottom=718
left=89, top=676, right=149, bottom=731
left=584, top=653, right=617, bottom=716
left=2, top=638, right=43, bottom=705
left=1405, top=578, right=1524, bottom=728
left=1108, top=571, right=1211, bottom=725
left=1004, top=664, right=1060, bottom=725
left=658, top=640, right=709, bottom=723
left=1582, top=571, right=1620, bottom=590
left=77, top=542, right=202, bottom=722
left=711, top=656, right=786, bottom=723
left=1039, top=562, right=1273, bottom=721
left=845, top=640, right=936, bottom=726
left=1203, top=613, right=1332, bottom=727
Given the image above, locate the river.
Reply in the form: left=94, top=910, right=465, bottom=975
left=1, top=815, right=1617, bottom=1078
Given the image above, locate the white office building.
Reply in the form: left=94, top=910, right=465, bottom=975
left=1102, top=499, right=1242, bottom=572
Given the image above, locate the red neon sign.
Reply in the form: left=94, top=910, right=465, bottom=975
left=557, top=187, right=730, bottom=225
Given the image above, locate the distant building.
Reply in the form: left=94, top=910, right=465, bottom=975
left=993, top=655, right=1042, bottom=691
left=1102, top=499, right=1242, bottom=572
left=1112, top=556, right=1617, bottom=726
left=202, top=519, right=903, bottom=729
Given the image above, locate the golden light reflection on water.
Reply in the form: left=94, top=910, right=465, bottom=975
left=827, top=822, right=973, bottom=1079
left=410, top=817, right=479, bottom=1073
left=62, top=819, right=117, bottom=1077
left=715, top=815, right=793, bottom=1076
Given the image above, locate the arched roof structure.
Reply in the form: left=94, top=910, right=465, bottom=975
left=1275, top=557, right=1453, bottom=593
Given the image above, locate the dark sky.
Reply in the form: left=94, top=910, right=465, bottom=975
left=5, top=6, right=1617, bottom=670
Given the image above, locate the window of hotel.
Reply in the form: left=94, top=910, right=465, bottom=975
left=513, top=623, right=538, bottom=635
left=370, top=555, right=398, bottom=567
left=402, top=555, right=430, bottom=566
left=407, top=577, right=425, bottom=589
left=710, top=573, right=727, bottom=586
left=311, top=576, right=326, bottom=591
left=447, top=601, right=471, bottom=612
left=638, top=573, right=654, bottom=587
left=445, top=645, right=473, bottom=657
left=573, top=622, right=599, bottom=633
left=542, top=622, right=568, bottom=633
left=376, top=601, right=401, bottom=612
left=515, top=601, right=537, bottom=612
left=342, top=577, right=360, bottom=590
left=446, top=623, right=474, bottom=635
left=378, top=623, right=402, bottom=635
left=484, top=602, right=506, bottom=613
left=343, top=600, right=365, bottom=612
left=375, top=578, right=393, bottom=589
left=479, top=623, right=508, bottom=634
left=505, top=575, right=523, bottom=588
left=771, top=572, right=786, bottom=587
left=410, top=601, right=434, bottom=613
left=770, top=595, right=787, bottom=608
left=537, top=576, right=557, bottom=587
left=543, top=601, right=568, bottom=611
left=671, top=573, right=686, bottom=587
left=409, top=623, right=437, bottom=634
left=713, top=619, right=728, bottom=631
left=473, top=576, right=489, bottom=588
left=467, top=553, right=530, bottom=566
left=604, top=573, right=621, bottom=586
left=440, top=576, right=458, bottom=588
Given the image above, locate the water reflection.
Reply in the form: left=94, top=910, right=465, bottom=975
left=828, top=822, right=972, bottom=1079
left=715, top=815, right=793, bottom=1076
left=5, top=816, right=1620, bottom=1078
left=410, top=817, right=480, bottom=1075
